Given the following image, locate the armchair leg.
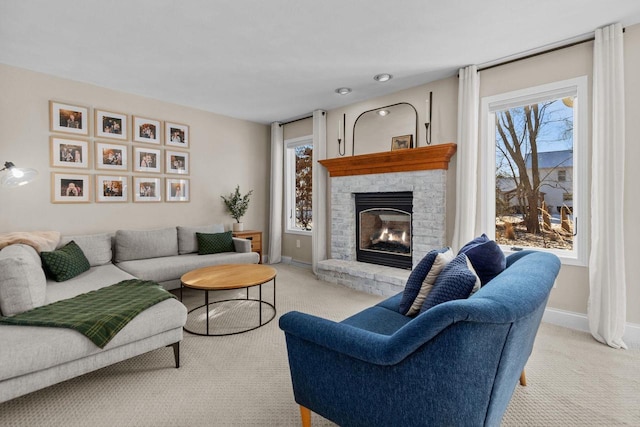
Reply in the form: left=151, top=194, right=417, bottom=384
left=300, top=405, right=311, bottom=427
left=519, top=369, right=527, bottom=386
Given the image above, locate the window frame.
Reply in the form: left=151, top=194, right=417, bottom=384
left=480, top=76, right=589, bottom=266
left=284, top=135, right=313, bottom=236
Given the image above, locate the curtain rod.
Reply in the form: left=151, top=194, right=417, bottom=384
left=279, top=115, right=313, bottom=127
left=477, top=27, right=625, bottom=73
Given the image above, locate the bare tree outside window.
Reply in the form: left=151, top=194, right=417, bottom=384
left=294, top=144, right=313, bottom=231
left=494, top=96, right=575, bottom=250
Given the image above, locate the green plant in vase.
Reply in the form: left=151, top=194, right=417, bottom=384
left=221, top=185, right=253, bottom=231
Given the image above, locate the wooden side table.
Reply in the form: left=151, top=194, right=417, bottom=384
left=232, top=229, right=262, bottom=263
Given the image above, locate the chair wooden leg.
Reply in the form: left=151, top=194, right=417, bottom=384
left=519, top=369, right=527, bottom=386
left=300, top=405, right=311, bottom=427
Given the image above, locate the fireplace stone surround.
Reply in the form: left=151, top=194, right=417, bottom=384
left=317, top=144, right=456, bottom=297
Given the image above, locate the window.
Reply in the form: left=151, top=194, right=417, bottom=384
left=481, top=76, right=588, bottom=265
left=285, top=136, right=313, bottom=234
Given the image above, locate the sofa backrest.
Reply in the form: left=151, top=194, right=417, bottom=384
left=115, top=228, right=179, bottom=262
left=176, top=224, right=224, bottom=254
left=58, top=233, right=113, bottom=267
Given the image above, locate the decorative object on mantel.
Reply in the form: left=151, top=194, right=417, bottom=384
left=0, top=161, right=39, bottom=188
left=352, top=102, right=418, bottom=156
left=425, top=91, right=433, bottom=145
left=319, top=143, right=457, bottom=177
left=221, top=185, right=253, bottom=231
left=391, top=135, right=413, bottom=151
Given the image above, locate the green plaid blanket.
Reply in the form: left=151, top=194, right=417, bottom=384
left=0, top=279, right=175, bottom=348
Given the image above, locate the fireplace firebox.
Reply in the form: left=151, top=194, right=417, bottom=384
left=355, top=192, right=413, bottom=269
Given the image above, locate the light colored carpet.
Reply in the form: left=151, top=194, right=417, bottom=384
left=1, top=264, right=638, bottom=426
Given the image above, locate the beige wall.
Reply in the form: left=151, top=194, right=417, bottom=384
left=0, top=64, right=271, bottom=243
left=324, top=23, right=640, bottom=324
left=282, top=117, right=313, bottom=263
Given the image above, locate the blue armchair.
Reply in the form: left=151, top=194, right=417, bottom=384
left=279, top=251, right=561, bottom=427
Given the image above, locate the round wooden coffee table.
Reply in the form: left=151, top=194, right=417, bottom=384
left=180, top=264, right=277, bottom=336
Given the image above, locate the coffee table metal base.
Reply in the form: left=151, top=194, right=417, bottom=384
left=181, top=282, right=276, bottom=336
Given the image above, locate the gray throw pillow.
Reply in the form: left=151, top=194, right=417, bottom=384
left=0, top=244, right=47, bottom=316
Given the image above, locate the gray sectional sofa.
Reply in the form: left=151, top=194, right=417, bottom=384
left=0, top=224, right=259, bottom=403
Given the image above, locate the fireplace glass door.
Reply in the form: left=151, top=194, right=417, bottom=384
left=355, top=192, right=412, bottom=269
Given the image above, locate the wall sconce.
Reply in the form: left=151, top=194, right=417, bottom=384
left=425, top=91, right=433, bottom=145
left=0, top=161, right=39, bottom=188
left=337, top=113, right=346, bottom=156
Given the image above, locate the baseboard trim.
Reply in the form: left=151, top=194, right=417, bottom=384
left=280, top=256, right=312, bottom=269
left=543, top=307, right=640, bottom=348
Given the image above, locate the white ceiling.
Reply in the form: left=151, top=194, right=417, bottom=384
left=2, top=1, right=640, bottom=124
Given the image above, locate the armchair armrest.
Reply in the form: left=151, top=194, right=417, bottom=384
left=279, top=310, right=455, bottom=366
left=232, top=237, right=251, bottom=253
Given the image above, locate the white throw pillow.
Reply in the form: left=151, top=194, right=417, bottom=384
left=407, top=248, right=455, bottom=316
left=0, top=244, right=46, bottom=316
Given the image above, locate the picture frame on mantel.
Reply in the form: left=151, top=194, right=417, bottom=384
left=49, top=101, right=89, bottom=136
left=391, top=134, right=413, bottom=151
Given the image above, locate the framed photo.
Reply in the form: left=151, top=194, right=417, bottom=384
left=49, top=101, right=89, bottom=135
left=96, top=142, right=128, bottom=171
left=51, top=173, right=90, bottom=203
left=133, top=116, right=161, bottom=144
left=50, top=136, right=90, bottom=169
left=165, top=122, right=189, bottom=148
left=95, top=109, right=128, bottom=140
left=165, top=150, right=189, bottom=175
left=133, top=146, right=161, bottom=173
left=391, top=135, right=413, bottom=151
left=166, top=178, right=189, bottom=202
left=133, top=177, right=161, bottom=202
left=96, top=175, right=128, bottom=203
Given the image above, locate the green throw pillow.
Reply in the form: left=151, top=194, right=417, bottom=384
left=40, top=240, right=91, bottom=282
left=196, top=231, right=235, bottom=255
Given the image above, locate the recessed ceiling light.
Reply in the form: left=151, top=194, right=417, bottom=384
left=335, top=87, right=352, bottom=95
left=377, top=110, right=390, bottom=116
left=373, top=73, right=393, bottom=82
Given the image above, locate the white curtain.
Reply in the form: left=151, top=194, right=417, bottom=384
left=452, top=65, right=480, bottom=251
left=312, top=110, right=327, bottom=274
left=268, top=122, right=284, bottom=264
left=588, top=23, right=627, bottom=349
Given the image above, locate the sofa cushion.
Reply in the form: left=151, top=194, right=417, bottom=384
left=177, top=224, right=224, bottom=254
left=116, top=252, right=260, bottom=285
left=115, top=227, right=178, bottom=262
left=45, top=264, right=136, bottom=304
left=458, top=233, right=506, bottom=285
left=40, top=241, right=91, bottom=282
left=406, top=248, right=454, bottom=316
left=398, top=247, right=450, bottom=315
left=197, top=231, right=234, bottom=255
left=59, top=233, right=112, bottom=266
left=421, top=253, right=477, bottom=312
left=0, top=244, right=47, bottom=316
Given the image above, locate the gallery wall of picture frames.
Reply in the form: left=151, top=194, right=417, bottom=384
left=48, top=100, right=190, bottom=203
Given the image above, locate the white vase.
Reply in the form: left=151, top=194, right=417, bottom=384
left=233, top=222, right=244, bottom=232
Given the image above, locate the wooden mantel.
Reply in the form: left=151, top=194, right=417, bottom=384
left=318, top=143, right=457, bottom=177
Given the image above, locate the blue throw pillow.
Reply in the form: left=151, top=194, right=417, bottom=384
left=421, top=253, right=477, bottom=312
left=398, top=247, right=449, bottom=315
left=458, top=234, right=506, bottom=286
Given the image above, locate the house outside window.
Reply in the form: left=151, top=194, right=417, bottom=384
left=285, top=136, right=313, bottom=235
left=481, top=76, right=588, bottom=266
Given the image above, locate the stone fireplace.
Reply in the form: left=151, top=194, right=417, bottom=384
left=316, top=143, right=456, bottom=296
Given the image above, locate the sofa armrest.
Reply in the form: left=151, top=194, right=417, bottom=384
left=232, top=237, right=251, bottom=253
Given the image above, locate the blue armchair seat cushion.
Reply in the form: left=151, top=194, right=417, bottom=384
left=341, top=306, right=412, bottom=335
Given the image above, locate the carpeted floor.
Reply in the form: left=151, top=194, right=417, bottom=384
left=0, top=263, right=638, bottom=426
